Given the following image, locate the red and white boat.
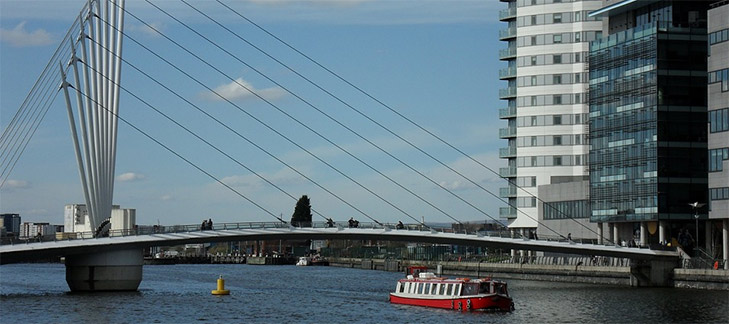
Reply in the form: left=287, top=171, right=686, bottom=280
left=389, top=271, right=514, bottom=312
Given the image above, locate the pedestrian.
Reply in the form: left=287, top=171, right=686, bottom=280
left=208, top=218, right=213, bottom=230
left=567, top=233, right=572, bottom=241
left=326, top=218, right=335, bottom=228
left=348, top=217, right=355, bottom=228
left=201, top=220, right=206, bottom=231
left=396, top=221, right=404, bottom=229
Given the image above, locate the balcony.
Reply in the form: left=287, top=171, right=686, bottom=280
left=499, top=146, right=517, bottom=158
left=499, top=46, right=516, bottom=60
left=499, top=166, right=517, bottom=177
left=499, top=27, right=516, bottom=40
left=499, top=126, right=516, bottom=138
left=499, top=186, right=518, bottom=198
left=499, top=206, right=517, bottom=219
left=499, top=86, right=516, bottom=99
left=499, top=7, right=516, bottom=21
left=499, top=106, right=516, bottom=119
left=499, top=66, right=517, bottom=79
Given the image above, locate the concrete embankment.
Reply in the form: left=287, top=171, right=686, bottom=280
left=328, top=257, right=729, bottom=290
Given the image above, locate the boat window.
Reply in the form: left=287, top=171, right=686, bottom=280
left=455, top=284, right=461, bottom=296
left=418, top=283, right=424, bottom=294
left=461, top=283, right=478, bottom=296
left=425, top=283, right=431, bottom=294
left=408, top=282, right=415, bottom=294
left=399, top=283, right=405, bottom=293
left=479, top=283, right=490, bottom=294
left=446, top=284, right=453, bottom=296
left=496, top=283, right=508, bottom=295
left=439, top=284, right=446, bottom=295
left=430, top=284, right=437, bottom=295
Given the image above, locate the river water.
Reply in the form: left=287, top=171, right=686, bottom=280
left=1, top=263, right=727, bottom=323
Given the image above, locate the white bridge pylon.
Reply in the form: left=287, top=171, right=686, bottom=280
left=59, top=0, right=125, bottom=235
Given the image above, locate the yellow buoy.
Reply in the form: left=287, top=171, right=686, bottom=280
left=211, top=275, right=230, bottom=295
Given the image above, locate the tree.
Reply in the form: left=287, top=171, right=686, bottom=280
left=291, top=195, right=312, bottom=227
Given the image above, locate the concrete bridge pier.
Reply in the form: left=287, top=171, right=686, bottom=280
left=629, top=258, right=679, bottom=287
left=65, top=249, right=143, bottom=291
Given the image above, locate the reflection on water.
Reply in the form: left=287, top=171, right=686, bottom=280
left=1, top=263, right=727, bottom=323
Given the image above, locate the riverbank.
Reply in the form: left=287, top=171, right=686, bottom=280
left=328, top=257, right=729, bottom=290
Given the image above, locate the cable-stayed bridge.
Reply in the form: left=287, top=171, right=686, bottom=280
left=0, top=0, right=680, bottom=291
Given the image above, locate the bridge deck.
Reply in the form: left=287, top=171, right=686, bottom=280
left=0, top=222, right=678, bottom=265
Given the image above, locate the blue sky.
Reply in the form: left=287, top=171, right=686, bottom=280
left=1, top=0, right=507, bottom=226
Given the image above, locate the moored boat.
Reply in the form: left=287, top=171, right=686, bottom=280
left=389, top=272, right=514, bottom=312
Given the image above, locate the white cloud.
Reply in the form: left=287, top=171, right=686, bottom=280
left=0, top=21, right=54, bottom=47
left=160, top=194, right=173, bottom=201
left=3, top=179, right=30, bottom=189
left=126, top=22, right=165, bottom=38
left=200, top=77, right=286, bottom=102
left=117, top=172, right=145, bottom=182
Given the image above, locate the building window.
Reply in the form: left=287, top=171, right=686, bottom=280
left=709, top=148, right=729, bottom=172
left=553, top=136, right=562, bottom=145
left=553, top=13, right=562, bottom=23
left=553, top=156, right=562, bottom=166
left=574, top=32, right=580, bottom=42
left=575, top=73, right=581, bottom=83
left=575, top=53, right=580, bottom=62
left=553, top=34, right=562, bottom=44
left=531, top=15, right=537, bottom=25
left=574, top=11, right=581, bottom=22
left=709, top=108, right=729, bottom=133
left=553, top=75, right=562, bottom=84
left=531, top=56, right=537, bottom=66
left=531, top=75, right=537, bottom=86
left=553, top=115, right=562, bottom=124
left=553, top=95, right=562, bottom=105
left=710, top=187, right=729, bottom=201
left=544, top=200, right=589, bottom=220
left=553, top=54, right=562, bottom=64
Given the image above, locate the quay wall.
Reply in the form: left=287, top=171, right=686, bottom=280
left=328, top=257, right=729, bottom=290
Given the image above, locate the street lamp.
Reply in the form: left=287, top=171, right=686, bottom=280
left=689, top=202, right=705, bottom=247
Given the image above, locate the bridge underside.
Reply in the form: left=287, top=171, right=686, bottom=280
left=0, top=228, right=678, bottom=265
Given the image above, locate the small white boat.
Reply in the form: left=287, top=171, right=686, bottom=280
left=295, top=256, right=310, bottom=266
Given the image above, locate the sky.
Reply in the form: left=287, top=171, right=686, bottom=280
left=0, top=0, right=507, bottom=227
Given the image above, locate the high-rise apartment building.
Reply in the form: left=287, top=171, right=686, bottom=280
left=588, top=0, right=709, bottom=247
left=498, top=0, right=603, bottom=237
left=707, top=0, right=728, bottom=268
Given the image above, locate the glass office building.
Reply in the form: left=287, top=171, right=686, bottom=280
left=588, top=1, right=709, bottom=245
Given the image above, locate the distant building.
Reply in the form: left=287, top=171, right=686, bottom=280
left=588, top=0, right=710, bottom=247
left=64, top=204, right=135, bottom=237
left=1, top=213, right=21, bottom=237
left=19, top=222, right=54, bottom=239
left=707, top=0, right=729, bottom=267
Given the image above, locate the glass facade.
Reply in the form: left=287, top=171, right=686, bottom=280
left=589, top=12, right=708, bottom=223
left=544, top=200, right=590, bottom=220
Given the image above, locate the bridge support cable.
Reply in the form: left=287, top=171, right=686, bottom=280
left=91, top=10, right=445, bottom=229
left=115, top=1, right=482, bottom=228
left=70, top=87, right=290, bottom=224
left=76, top=51, right=369, bottom=225
left=0, top=16, right=85, bottom=187
left=211, top=0, right=606, bottom=241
